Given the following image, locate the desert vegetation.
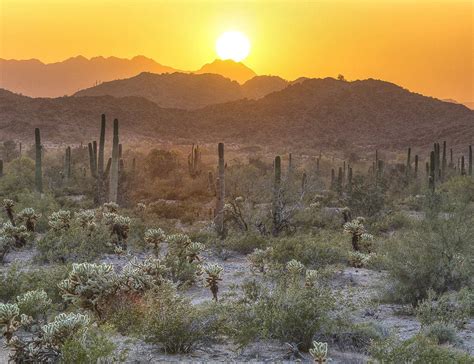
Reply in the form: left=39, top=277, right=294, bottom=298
left=0, top=116, right=473, bottom=363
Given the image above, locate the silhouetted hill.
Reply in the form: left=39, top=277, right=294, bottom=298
left=0, top=56, right=179, bottom=98
left=1, top=79, right=473, bottom=152
left=242, top=76, right=289, bottom=99
left=195, top=59, right=256, bottom=84
left=75, top=72, right=245, bottom=109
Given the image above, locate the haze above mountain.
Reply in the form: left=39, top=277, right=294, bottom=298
left=0, top=56, right=263, bottom=98
left=1, top=78, right=472, bottom=153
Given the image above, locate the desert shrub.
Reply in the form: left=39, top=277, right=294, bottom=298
left=371, top=211, right=413, bottom=234
left=37, top=221, right=111, bottom=262
left=383, top=209, right=474, bottom=305
left=326, top=322, right=388, bottom=354
left=423, top=322, right=458, bottom=345
left=347, top=175, right=386, bottom=217
left=415, top=290, right=470, bottom=329
left=60, top=325, right=121, bottom=363
left=224, top=231, right=267, bottom=254
left=141, top=285, right=217, bottom=353
left=0, top=264, right=70, bottom=303
left=0, top=157, right=35, bottom=197
left=369, top=334, right=472, bottom=363
left=224, top=274, right=335, bottom=351
left=440, top=176, right=474, bottom=207
left=270, top=232, right=347, bottom=267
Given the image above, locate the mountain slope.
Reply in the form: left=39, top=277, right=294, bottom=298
left=195, top=59, right=256, bottom=84
left=1, top=78, right=472, bottom=152
left=75, top=72, right=244, bottom=109
left=242, top=76, right=289, bottom=99
left=0, top=56, right=179, bottom=98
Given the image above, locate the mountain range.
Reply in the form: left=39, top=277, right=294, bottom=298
left=1, top=78, right=472, bottom=153
left=0, top=56, right=261, bottom=98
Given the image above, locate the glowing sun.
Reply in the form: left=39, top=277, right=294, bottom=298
left=216, top=31, right=250, bottom=62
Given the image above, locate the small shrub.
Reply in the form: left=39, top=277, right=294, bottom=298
left=423, top=322, right=458, bottom=345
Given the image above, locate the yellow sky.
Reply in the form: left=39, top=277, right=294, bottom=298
left=0, top=0, right=472, bottom=102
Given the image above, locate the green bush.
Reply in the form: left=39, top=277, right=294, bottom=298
left=423, top=322, right=458, bottom=345
left=383, top=210, right=474, bottom=305
left=60, top=326, right=122, bottom=363
left=223, top=275, right=335, bottom=351
left=142, top=286, right=217, bottom=353
left=369, top=334, right=472, bottom=363
left=0, top=264, right=69, bottom=303
left=224, top=231, right=267, bottom=254
left=37, top=222, right=111, bottom=263
left=270, top=232, right=347, bottom=267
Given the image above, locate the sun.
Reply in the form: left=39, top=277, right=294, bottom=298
left=216, top=31, right=250, bottom=62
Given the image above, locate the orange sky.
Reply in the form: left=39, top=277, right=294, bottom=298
left=0, top=0, right=472, bottom=102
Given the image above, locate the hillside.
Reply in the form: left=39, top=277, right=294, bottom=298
left=74, top=72, right=290, bottom=109
left=0, top=56, right=179, bottom=98
left=1, top=78, right=473, bottom=152
left=75, top=72, right=245, bottom=109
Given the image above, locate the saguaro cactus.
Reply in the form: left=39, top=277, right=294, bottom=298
left=469, top=145, right=472, bottom=176
left=109, top=119, right=120, bottom=203
left=414, top=155, right=418, bottom=178
left=188, top=144, right=201, bottom=177
left=442, top=141, right=447, bottom=177
left=98, top=115, right=106, bottom=203
left=272, top=155, right=283, bottom=236
left=64, top=146, right=71, bottom=180
left=0, top=160, right=3, bottom=178
left=406, top=147, right=411, bottom=177
left=347, top=167, right=353, bottom=194
left=215, top=143, right=225, bottom=237
left=88, top=143, right=97, bottom=178
left=461, top=156, right=466, bottom=176
left=429, top=151, right=435, bottom=192
left=34, top=128, right=43, bottom=193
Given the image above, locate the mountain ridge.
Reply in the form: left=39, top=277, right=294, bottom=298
left=1, top=78, right=472, bottom=153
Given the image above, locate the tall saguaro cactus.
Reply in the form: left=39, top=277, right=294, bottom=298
left=429, top=151, right=435, bottom=192
left=469, top=145, right=472, bottom=176
left=97, top=115, right=106, bottom=203
left=34, top=128, right=43, bottom=193
left=272, top=155, right=282, bottom=236
left=0, top=160, right=3, bottom=178
left=64, top=146, right=71, bottom=181
left=215, top=143, right=225, bottom=237
left=188, top=144, right=201, bottom=177
left=109, top=119, right=120, bottom=203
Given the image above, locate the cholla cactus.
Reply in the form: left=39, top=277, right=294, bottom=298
left=286, top=259, right=305, bottom=276
left=248, top=247, right=273, bottom=273
left=136, top=202, right=146, bottom=211
left=144, top=228, right=165, bottom=254
left=305, top=269, right=318, bottom=288
left=0, top=236, right=11, bottom=263
left=343, top=217, right=366, bottom=251
left=58, top=263, right=117, bottom=317
left=103, top=202, right=119, bottom=213
left=0, top=303, right=21, bottom=342
left=167, top=233, right=192, bottom=256
left=359, top=233, right=374, bottom=252
left=121, top=257, right=168, bottom=293
left=48, top=210, right=71, bottom=232
left=186, top=242, right=205, bottom=263
left=17, top=208, right=41, bottom=232
left=204, top=263, right=223, bottom=301
left=309, top=341, right=328, bottom=363
left=16, top=290, right=51, bottom=320
left=104, top=214, right=130, bottom=251
left=41, top=312, right=90, bottom=348
left=2, top=199, right=16, bottom=225
left=348, top=251, right=375, bottom=268
left=75, top=209, right=96, bottom=229
left=1, top=222, right=28, bottom=247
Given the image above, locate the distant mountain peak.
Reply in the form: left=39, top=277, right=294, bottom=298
left=195, top=59, right=257, bottom=84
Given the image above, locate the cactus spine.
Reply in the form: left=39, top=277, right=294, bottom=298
left=109, top=119, right=120, bottom=203
left=215, top=143, right=225, bottom=237
left=34, top=128, right=43, bottom=193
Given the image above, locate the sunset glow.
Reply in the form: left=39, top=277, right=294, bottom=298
left=216, top=31, right=250, bottom=62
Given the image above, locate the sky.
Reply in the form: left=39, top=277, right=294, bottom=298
left=0, top=0, right=472, bottom=103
